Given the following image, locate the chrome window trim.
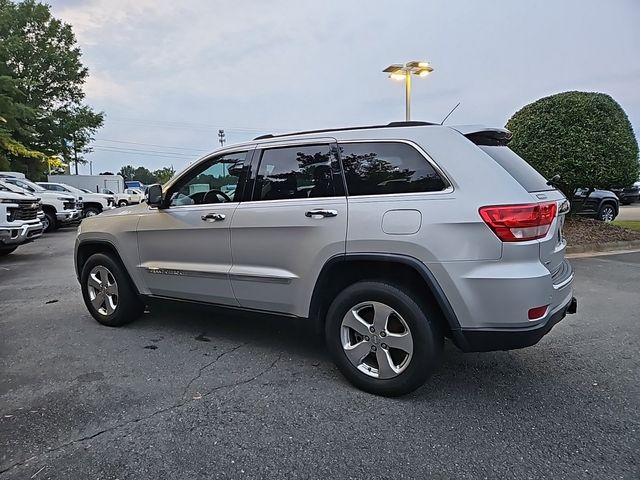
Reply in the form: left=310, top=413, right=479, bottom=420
left=253, top=137, right=338, bottom=150
left=163, top=146, right=255, bottom=193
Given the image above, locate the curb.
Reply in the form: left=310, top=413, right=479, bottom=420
left=566, top=239, right=640, bottom=255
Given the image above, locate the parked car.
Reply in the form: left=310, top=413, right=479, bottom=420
left=75, top=122, right=577, bottom=396
left=97, top=188, right=144, bottom=207
left=37, top=182, right=115, bottom=217
left=611, top=182, right=640, bottom=205
left=0, top=176, right=81, bottom=232
left=572, top=188, right=620, bottom=221
left=0, top=180, right=46, bottom=225
left=0, top=183, right=44, bottom=255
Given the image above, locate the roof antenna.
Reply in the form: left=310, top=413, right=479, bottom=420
left=440, top=102, right=461, bottom=125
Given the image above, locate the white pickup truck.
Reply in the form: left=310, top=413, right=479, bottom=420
left=99, top=187, right=144, bottom=207
left=37, top=182, right=115, bottom=217
left=0, top=183, right=44, bottom=255
left=1, top=176, right=82, bottom=232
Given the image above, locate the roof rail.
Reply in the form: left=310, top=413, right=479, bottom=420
left=252, top=121, right=436, bottom=141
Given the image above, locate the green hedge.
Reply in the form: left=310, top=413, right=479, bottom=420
left=506, top=91, right=639, bottom=198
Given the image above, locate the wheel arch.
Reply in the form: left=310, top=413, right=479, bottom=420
left=75, top=240, right=140, bottom=295
left=41, top=204, right=57, bottom=214
left=309, top=253, right=466, bottom=348
left=599, top=199, right=619, bottom=215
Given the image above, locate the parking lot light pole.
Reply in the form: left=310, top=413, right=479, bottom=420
left=383, top=61, right=434, bottom=121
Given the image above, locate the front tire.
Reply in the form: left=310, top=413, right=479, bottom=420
left=325, top=281, right=443, bottom=397
left=84, top=207, right=101, bottom=217
left=80, top=253, right=144, bottom=327
left=0, top=246, right=18, bottom=256
left=43, top=211, right=56, bottom=232
left=118, top=200, right=128, bottom=207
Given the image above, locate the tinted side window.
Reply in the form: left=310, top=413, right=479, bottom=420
left=169, top=151, right=247, bottom=206
left=253, top=144, right=337, bottom=201
left=339, top=142, right=447, bottom=196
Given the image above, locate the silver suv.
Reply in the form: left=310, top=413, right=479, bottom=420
left=75, top=122, right=577, bottom=396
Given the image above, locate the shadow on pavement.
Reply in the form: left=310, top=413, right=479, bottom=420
left=127, top=300, right=553, bottom=401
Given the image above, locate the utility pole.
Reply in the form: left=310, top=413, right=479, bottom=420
left=218, top=129, right=226, bottom=148
left=89, top=160, right=93, bottom=175
left=72, top=133, right=79, bottom=175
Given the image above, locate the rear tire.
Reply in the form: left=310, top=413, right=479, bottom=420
left=80, top=253, right=144, bottom=327
left=325, top=281, right=443, bottom=397
left=597, top=203, right=616, bottom=222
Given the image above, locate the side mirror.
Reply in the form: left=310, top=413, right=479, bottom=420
left=147, top=184, right=163, bottom=207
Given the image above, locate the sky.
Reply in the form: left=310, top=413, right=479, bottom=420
left=49, top=0, right=640, bottom=176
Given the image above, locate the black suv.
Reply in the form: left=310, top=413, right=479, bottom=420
left=611, top=183, right=640, bottom=205
left=573, top=189, right=619, bottom=221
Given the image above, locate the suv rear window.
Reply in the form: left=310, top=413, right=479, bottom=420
left=479, top=146, right=554, bottom=193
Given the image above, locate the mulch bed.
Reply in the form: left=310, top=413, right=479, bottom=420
left=564, top=217, right=640, bottom=246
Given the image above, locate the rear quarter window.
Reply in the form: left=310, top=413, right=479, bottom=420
left=479, top=145, right=554, bottom=193
left=339, top=142, right=447, bottom=196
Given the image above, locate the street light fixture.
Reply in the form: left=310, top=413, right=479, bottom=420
left=383, top=61, right=434, bottom=121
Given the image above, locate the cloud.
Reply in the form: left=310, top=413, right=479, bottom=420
left=48, top=0, right=640, bottom=174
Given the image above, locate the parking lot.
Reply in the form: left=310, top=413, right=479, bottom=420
left=618, top=204, right=640, bottom=221
left=1, top=229, right=638, bottom=479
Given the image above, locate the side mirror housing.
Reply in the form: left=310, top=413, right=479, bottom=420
left=147, top=184, right=163, bottom=207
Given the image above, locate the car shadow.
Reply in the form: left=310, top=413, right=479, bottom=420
left=128, top=301, right=557, bottom=401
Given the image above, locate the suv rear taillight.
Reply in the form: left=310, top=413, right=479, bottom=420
left=479, top=202, right=557, bottom=242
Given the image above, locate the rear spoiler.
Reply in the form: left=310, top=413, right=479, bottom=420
left=450, top=125, right=512, bottom=146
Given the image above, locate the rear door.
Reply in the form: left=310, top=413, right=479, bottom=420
left=229, top=139, right=347, bottom=316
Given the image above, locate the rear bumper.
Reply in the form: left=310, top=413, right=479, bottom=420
left=0, top=221, right=44, bottom=245
left=454, top=296, right=577, bottom=352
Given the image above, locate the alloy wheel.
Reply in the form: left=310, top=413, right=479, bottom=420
left=340, top=301, right=413, bottom=379
left=600, top=206, right=615, bottom=222
left=87, top=265, right=119, bottom=316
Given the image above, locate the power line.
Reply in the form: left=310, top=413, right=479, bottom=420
left=107, top=116, right=292, bottom=134
left=92, top=146, right=199, bottom=160
left=93, top=145, right=197, bottom=157
left=94, top=138, right=210, bottom=153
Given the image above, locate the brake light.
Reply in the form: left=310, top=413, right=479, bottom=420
left=479, top=202, right=557, bottom=242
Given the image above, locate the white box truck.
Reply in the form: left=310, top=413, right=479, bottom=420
left=48, top=174, right=125, bottom=194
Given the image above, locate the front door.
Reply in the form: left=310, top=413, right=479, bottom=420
left=230, top=140, right=347, bottom=317
left=137, top=150, right=250, bottom=305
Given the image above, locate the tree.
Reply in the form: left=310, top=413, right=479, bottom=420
left=132, top=166, right=157, bottom=184
left=51, top=105, right=104, bottom=174
left=506, top=91, right=639, bottom=199
left=99, top=171, right=114, bottom=175
left=118, top=165, right=136, bottom=180
left=0, top=73, right=41, bottom=170
left=153, top=166, right=175, bottom=184
left=0, top=0, right=104, bottom=178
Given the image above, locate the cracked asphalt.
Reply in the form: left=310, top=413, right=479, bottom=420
left=1, top=230, right=638, bottom=479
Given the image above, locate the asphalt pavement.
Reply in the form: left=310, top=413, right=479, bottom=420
left=618, top=204, right=640, bottom=221
left=1, top=230, right=638, bottom=479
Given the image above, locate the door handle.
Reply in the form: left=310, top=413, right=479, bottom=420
left=201, top=213, right=226, bottom=222
left=305, top=209, right=338, bottom=218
